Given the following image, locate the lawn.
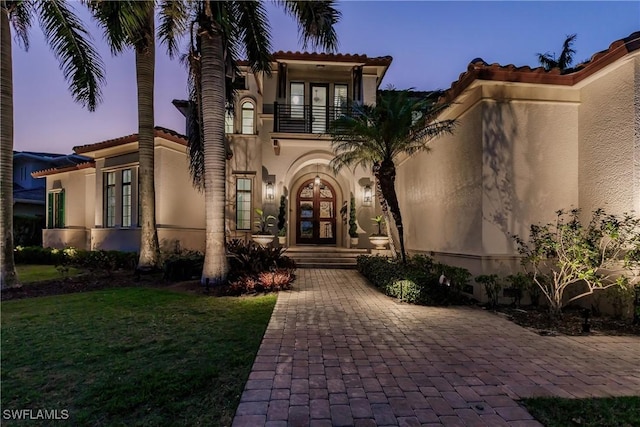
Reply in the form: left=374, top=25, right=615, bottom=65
left=16, top=264, right=82, bottom=283
left=1, top=288, right=276, bottom=426
left=523, top=396, right=640, bottom=427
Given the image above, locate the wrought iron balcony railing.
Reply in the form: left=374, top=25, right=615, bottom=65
left=273, top=102, right=356, bottom=134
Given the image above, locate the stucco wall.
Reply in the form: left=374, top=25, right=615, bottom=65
left=578, top=53, right=639, bottom=216
left=397, top=82, right=580, bottom=276
left=155, top=145, right=205, bottom=230
left=397, top=101, right=483, bottom=257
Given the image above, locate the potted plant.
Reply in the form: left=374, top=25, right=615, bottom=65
left=348, top=195, right=358, bottom=246
left=277, top=195, right=287, bottom=245
left=252, top=208, right=276, bottom=247
left=369, top=215, right=389, bottom=249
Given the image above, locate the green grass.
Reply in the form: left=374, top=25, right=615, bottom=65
left=1, top=288, right=276, bottom=426
left=16, top=264, right=82, bottom=283
left=523, top=396, right=640, bottom=427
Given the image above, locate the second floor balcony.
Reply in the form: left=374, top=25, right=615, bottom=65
left=272, top=102, right=358, bottom=135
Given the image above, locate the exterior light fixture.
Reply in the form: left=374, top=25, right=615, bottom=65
left=363, top=185, right=372, bottom=206
left=266, top=181, right=274, bottom=200
left=314, top=164, right=321, bottom=186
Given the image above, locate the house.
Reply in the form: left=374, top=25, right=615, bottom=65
left=395, top=31, right=640, bottom=286
left=35, top=51, right=391, bottom=253
left=13, top=151, right=89, bottom=245
left=34, top=31, right=639, bottom=297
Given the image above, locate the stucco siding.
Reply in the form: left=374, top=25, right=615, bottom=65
left=579, top=55, right=639, bottom=216
left=398, top=103, right=483, bottom=256
left=482, top=98, right=579, bottom=255
left=155, top=145, right=205, bottom=231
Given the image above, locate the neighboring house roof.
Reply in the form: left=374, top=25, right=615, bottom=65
left=13, top=151, right=66, bottom=161
left=73, top=126, right=187, bottom=154
left=14, top=187, right=46, bottom=203
left=442, top=31, right=640, bottom=102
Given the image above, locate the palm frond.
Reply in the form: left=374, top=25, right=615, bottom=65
left=8, top=0, right=34, bottom=50
left=279, top=0, right=340, bottom=52
left=536, top=52, right=557, bottom=71
left=186, top=48, right=205, bottom=191
left=37, top=0, right=105, bottom=111
left=234, top=0, right=272, bottom=75
left=158, top=0, right=190, bottom=59
left=558, top=33, right=577, bottom=71
left=86, top=0, right=150, bottom=55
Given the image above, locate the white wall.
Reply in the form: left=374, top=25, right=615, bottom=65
left=578, top=53, right=639, bottom=216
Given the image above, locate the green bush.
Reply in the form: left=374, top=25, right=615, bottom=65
left=227, top=239, right=296, bottom=280
left=223, top=240, right=297, bottom=295
left=14, top=246, right=137, bottom=272
left=163, top=251, right=204, bottom=281
left=357, top=254, right=474, bottom=306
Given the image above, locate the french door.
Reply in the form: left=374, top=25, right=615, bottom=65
left=296, top=179, right=336, bottom=244
left=310, top=83, right=328, bottom=133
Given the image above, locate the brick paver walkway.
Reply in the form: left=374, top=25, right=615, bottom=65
left=233, top=269, right=640, bottom=426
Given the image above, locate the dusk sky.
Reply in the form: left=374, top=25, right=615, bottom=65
left=12, top=1, right=639, bottom=154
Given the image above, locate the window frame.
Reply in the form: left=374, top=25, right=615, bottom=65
left=240, top=100, right=255, bottom=135
left=104, top=171, right=117, bottom=228
left=121, top=168, right=132, bottom=227
left=235, top=177, right=253, bottom=231
left=290, top=82, right=305, bottom=119
left=47, top=189, right=65, bottom=229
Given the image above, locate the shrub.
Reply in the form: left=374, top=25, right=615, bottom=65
left=14, top=246, right=137, bottom=273
left=227, top=239, right=295, bottom=279
left=348, top=195, right=357, bottom=238
left=513, top=208, right=640, bottom=317
left=357, top=254, right=474, bottom=306
left=163, top=251, right=204, bottom=281
left=475, top=274, right=501, bottom=309
left=258, top=269, right=294, bottom=291
left=505, top=272, right=531, bottom=307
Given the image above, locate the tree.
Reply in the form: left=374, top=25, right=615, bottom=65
left=513, top=208, right=640, bottom=317
left=165, top=1, right=339, bottom=285
left=536, top=33, right=577, bottom=73
left=1, top=0, right=104, bottom=288
left=89, top=0, right=166, bottom=270
left=329, top=89, right=455, bottom=263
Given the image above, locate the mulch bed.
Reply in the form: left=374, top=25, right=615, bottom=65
left=0, top=271, right=158, bottom=301
left=492, top=305, right=640, bottom=336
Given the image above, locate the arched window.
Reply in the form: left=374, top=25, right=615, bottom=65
left=241, top=101, right=255, bottom=134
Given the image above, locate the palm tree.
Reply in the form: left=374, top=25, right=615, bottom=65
left=1, top=0, right=104, bottom=288
left=329, top=90, right=456, bottom=263
left=88, top=0, right=164, bottom=270
left=537, top=33, right=577, bottom=73
left=164, top=1, right=339, bottom=285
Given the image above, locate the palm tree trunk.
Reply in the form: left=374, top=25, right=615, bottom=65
left=1, top=9, right=18, bottom=288
left=136, top=8, right=160, bottom=270
left=199, top=28, right=229, bottom=285
left=376, top=159, right=407, bottom=263
left=372, top=162, right=397, bottom=257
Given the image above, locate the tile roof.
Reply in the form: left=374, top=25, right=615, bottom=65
left=73, top=126, right=187, bottom=154
left=273, top=51, right=392, bottom=66
left=238, top=51, right=392, bottom=67
left=442, top=31, right=640, bottom=102
left=31, top=160, right=95, bottom=178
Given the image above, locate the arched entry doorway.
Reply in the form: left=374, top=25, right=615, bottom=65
left=296, top=179, right=337, bottom=244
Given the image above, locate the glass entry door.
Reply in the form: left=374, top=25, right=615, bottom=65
left=297, top=179, right=336, bottom=244
left=310, top=84, right=328, bottom=133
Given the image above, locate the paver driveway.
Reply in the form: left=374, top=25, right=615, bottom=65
left=233, top=269, right=640, bottom=426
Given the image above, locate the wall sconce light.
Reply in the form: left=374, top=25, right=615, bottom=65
left=363, top=185, right=372, bottom=206
left=266, top=181, right=274, bottom=200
